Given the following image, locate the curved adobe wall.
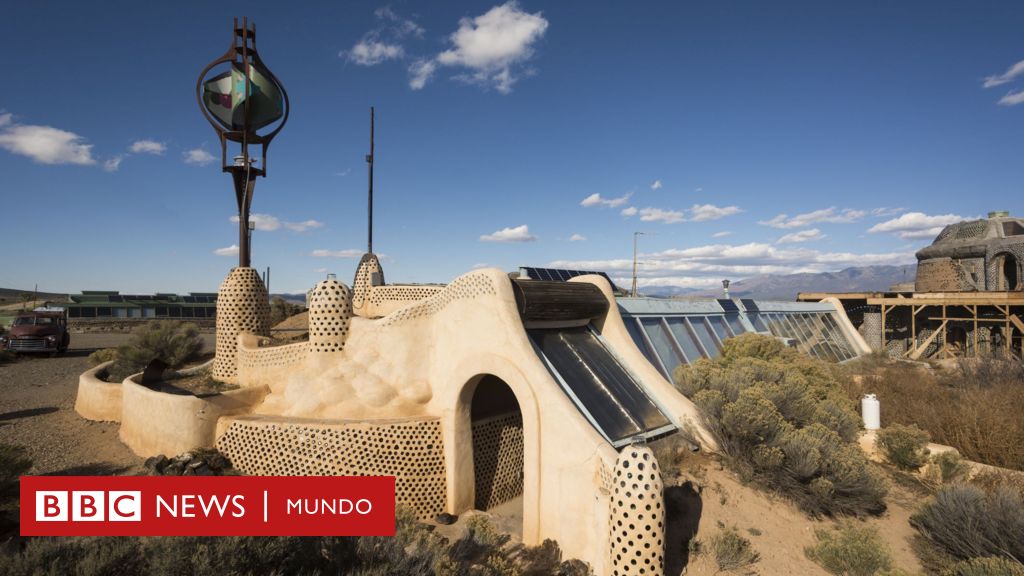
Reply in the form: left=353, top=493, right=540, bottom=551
left=214, top=267, right=270, bottom=383
left=351, top=253, right=384, bottom=315
left=74, top=361, right=122, bottom=422
left=309, top=277, right=353, bottom=353
left=119, top=377, right=269, bottom=457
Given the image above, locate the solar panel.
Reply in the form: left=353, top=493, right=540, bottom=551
left=520, top=267, right=619, bottom=291
left=529, top=327, right=673, bottom=446
left=718, top=299, right=739, bottom=312
left=740, top=299, right=759, bottom=312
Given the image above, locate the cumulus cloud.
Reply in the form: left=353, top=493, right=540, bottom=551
left=550, top=241, right=916, bottom=288
left=983, top=59, right=1024, bottom=88
left=431, top=1, right=549, bottom=93
left=867, top=211, right=966, bottom=239
left=777, top=228, right=826, bottom=244
left=580, top=192, right=631, bottom=208
left=344, top=6, right=423, bottom=66
left=184, top=148, right=215, bottom=165
left=408, top=59, right=438, bottom=90
left=103, top=155, right=125, bottom=172
left=480, top=224, right=537, bottom=242
left=214, top=244, right=240, bottom=256
left=650, top=180, right=662, bottom=190
left=347, top=41, right=404, bottom=66
left=871, top=207, right=905, bottom=217
left=0, top=116, right=96, bottom=165
left=230, top=213, right=281, bottom=231
left=621, top=207, right=638, bottom=217
left=638, top=207, right=685, bottom=224
left=689, top=203, right=742, bottom=222
left=759, top=207, right=866, bottom=229
left=712, top=231, right=734, bottom=238
left=311, top=249, right=363, bottom=258
left=569, top=233, right=586, bottom=242
left=284, top=220, right=324, bottom=233
left=998, top=89, right=1024, bottom=106
left=129, top=139, right=166, bottom=155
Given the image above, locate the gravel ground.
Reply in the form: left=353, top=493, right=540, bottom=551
left=0, top=332, right=215, bottom=476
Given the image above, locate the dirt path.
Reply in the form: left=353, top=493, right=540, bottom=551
left=0, top=333, right=214, bottom=476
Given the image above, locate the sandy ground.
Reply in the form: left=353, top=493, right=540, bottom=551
left=0, top=332, right=215, bottom=476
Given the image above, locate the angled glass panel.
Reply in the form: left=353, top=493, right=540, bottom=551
left=689, top=317, right=722, bottom=357
left=529, top=327, right=672, bottom=444
left=640, top=318, right=683, bottom=375
left=623, top=317, right=661, bottom=373
left=707, top=316, right=731, bottom=341
left=665, top=317, right=705, bottom=362
left=725, top=314, right=748, bottom=337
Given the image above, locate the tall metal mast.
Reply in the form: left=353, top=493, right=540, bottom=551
left=366, top=107, right=375, bottom=254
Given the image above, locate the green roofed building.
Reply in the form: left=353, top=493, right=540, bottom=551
left=50, top=291, right=218, bottom=323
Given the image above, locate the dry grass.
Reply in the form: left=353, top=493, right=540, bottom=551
left=805, top=523, right=893, bottom=576
left=844, top=356, right=1024, bottom=471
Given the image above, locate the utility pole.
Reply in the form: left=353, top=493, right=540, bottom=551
left=366, top=107, right=375, bottom=254
left=631, top=231, right=645, bottom=297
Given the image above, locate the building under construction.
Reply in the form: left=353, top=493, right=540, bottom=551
left=799, top=211, right=1024, bottom=360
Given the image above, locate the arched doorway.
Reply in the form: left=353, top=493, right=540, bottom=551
left=995, top=253, right=1019, bottom=291
left=470, top=375, right=524, bottom=514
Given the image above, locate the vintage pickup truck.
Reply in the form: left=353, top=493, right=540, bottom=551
left=0, top=308, right=71, bottom=355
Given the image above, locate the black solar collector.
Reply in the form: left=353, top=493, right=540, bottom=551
left=529, top=327, right=673, bottom=445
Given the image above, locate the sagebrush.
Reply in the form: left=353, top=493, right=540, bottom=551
left=805, top=523, right=892, bottom=576
left=674, top=333, right=886, bottom=516
left=911, top=483, right=1024, bottom=564
left=709, top=527, right=759, bottom=572
left=876, top=424, right=930, bottom=471
left=105, top=320, right=203, bottom=382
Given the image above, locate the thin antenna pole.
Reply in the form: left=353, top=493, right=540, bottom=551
left=366, top=107, right=375, bottom=254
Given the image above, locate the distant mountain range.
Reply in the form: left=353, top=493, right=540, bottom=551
left=641, top=265, right=917, bottom=301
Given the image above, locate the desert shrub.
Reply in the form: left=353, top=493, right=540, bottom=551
left=844, top=356, right=1024, bottom=471
left=923, top=452, right=969, bottom=488
left=0, top=444, right=32, bottom=496
left=805, top=523, right=892, bottom=576
left=877, top=424, right=930, bottom=470
left=106, top=320, right=203, bottom=382
left=709, top=526, right=759, bottom=572
left=942, top=557, right=1024, bottom=576
left=87, top=347, right=118, bottom=366
left=911, top=483, right=1024, bottom=563
left=675, top=333, right=886, bottom=516
left=269, top=297, right=305, bottom=327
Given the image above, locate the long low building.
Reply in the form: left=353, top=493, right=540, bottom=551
left=50, top=291, right=218, bottom=323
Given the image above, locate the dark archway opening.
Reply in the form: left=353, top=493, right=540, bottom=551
left=470, top=375, right=524, bottom=513
left=1002, top=254, right=1019, bottom=291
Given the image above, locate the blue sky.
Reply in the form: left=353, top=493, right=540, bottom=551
left=1, top=1, right=1022, bottom=294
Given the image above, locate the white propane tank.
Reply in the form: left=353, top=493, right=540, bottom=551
left=862, top=394, right=881, bottom=430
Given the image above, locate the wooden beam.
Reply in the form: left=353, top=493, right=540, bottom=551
left=907, top=320, right=947, bottom=361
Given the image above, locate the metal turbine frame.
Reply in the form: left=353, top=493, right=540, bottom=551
left=196, top=17, right=289, bottom=268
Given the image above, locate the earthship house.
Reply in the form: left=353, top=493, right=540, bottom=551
left=79, top=254, right=725, bottom=576
left=914, top=211, right=1024, bottom=292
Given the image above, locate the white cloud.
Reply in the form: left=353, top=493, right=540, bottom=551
left=581, top=192, right=631, bottom=208
left=621, top=207, right=638, bottom=217
left=230, top=213, right=281, bottom=231
left=867, top=211, right=966, bottom=240
left=983, top=59, right=1024, bottom=88
left=214, top=244, right=240, bottom=256
left=103, top=155, right=124, bottom=172
left=184, top=148, right=215, bottom=165
left=374, top=6, right=425, bottom=38
left=408, top=59, right=438, bottom=90
left=712, top=231, right=734, bottom=238
left=569, top=233, right=586, bottom=242
left=314, top=267, right=329, bottom=274
left=472, top=262, right=491, bottom=269
left=998, top=89, right=1024, bottom=106
left=650, top=180, right=662, bottom=190
left=871, top=207, right=905, bottom=217
left=311, top=248, right=364, bottom=258
left=0, top=119, right=96, bottom=165
left=129, top=139, right=166, bottom=155
left=480, top=224, right=537, bottom=242
left=777, top=228, right=826, bottom=244
left=759, top=207, right=867, bottom=229
left=689, top=203, right=742, bottom=221
left=435, top=1, right=549, bottom=94
left=550, top=241, right=915, bottom=285
left=283, top=220, right=324, bottom=233
left=638, top=207, right=685, bottom=224
left=347, top=40, right=405, bottom=66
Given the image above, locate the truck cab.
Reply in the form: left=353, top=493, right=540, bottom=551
left=1, top=308, right=70, bottom=355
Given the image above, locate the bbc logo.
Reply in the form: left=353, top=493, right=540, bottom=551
left=36, top=491, right=141, bottom=522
